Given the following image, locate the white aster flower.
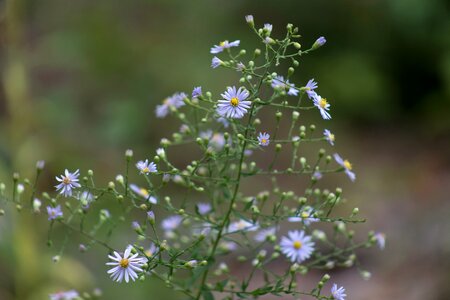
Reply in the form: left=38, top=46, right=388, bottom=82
left=210, top=40, right=240, bottom=54
left=129, top=184, right=157, bottom=204
left=55, top=169, right=81, bottom=197
left=333, top=153, right=356, bottom=182
left=324, top=129, right=335, bottom=146
left=313, top=94, right=331, bottom=120
left=49, top=290, right=79, bottom=300
left=106, top=245, right=146, bottom=283
left=331, top=284, right=347, bottom=300
left=216, top=86, right=251, bottom=119
left=288, top=207, right=319, bottom=226
left=280, top=230, right=315, bottom=263
left=136, top=159, right=157, bottom=174
left=257, top=132, right=270, bottom=146
left=227, top=219, right=259, bottom=233
left=254, top=227, right=276, bottom=242
left=144, top=243, right=158, bottom=258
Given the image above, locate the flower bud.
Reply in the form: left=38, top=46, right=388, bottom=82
left=245, top=15, right=254, bottom=27
left=36, top=160, right=45, bottom=171
left=312, top=36, right=326, bottom=49
left=125, top=149, right=133, bottom=159
left=293, top=42, right=301, bottom=49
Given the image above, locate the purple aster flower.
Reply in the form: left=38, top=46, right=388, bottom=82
left=245, top=15, right=254, bottom=26
left=304, top=79, right=318, bottom=99
left=263, top=23, right=273, bottom=35
left=211, top=56, right=222, bottom=68
left=374, top=232, right=386, bottom=250
left=106, top=245, right=146, bottom=283
left=216, top=86, right=251, bottom=119
left=312, top=94, right=331, bottom=120
left=136, top=159, right=157, bottom=174
left=331, top=284, right=347, bottom=300
left=334, top=153, right=356, bottom=181
left=196, top=202, right=212, bottom=215
left=254, top=226, right=276, bottom=242
left=257, top=132, right=270, bottom=146
left=210, top=40, right=240, bottom=54
left=129, top=184, right=157, bottom=204
left=155, top=92, right=187, bottom=118
left=55, top=169, right=81, bottom=197
left=47, top=205, right=63, bottom=221
left=280, top=230, right=315, bottom=263
left=271, top=75, right=298, bottom=96
left=227, top=219, right=259, bottom=233
left=313, top=171, right=323, bottom=180
left=49, top=290, right=79, bottom=300
left=313, top=36, right=327, bottom=49
left=324, top=129, right=335, bottom=145
left=161, top=215, right=183, bottom=231
left=192, top=86, right=202, bottom=98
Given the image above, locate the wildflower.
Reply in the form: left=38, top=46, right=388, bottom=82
left=263, top=23, right=273, bottom=35
left=210, top=40, right=240, bottom=54
left=304, top=79, right=318, bottom=99
left=129, top=184, right=157, bottom=204
left=55, top=169, right=81, bottom=197
left=312, top=94, right=331, bottom=120
left=331, top=284, right=347, bottom=300
left=196, top=202, right=212, bottom=215
left=155, top=92, right=186, bottom=118
left=106, top=245, right=146, bottom=283
left=254, top=227, right=276, bottom=242
left=245, top=15, right=254, bottom=26
left=333, top=153, right=356, bottom=181
left=144, top=243, right=158, bottom=257
left=136, top=159, right=157, bottom=174
left=47, top=205, right=63, bottom=221
left=257, top=132, right=270, bottom=146
left=220, top=241, right=238, bottom=252
left=36, top=160, right=45, bottom=171
left=49, top=290, right=79, bottom=300
left=211, top=56, right=223, bottom=68
left=280, top=230, right=315, bottom=263
left=79, top=191, right=94, bottom=207
left=288, top=207, right=319, bottom=226
left=312, top=171, right=323, bottom=180
left=161, top=215, right=183, bottom=231
left=147, top=211, right=155, bottom=224
left=374, top=232, right=385, bottom=250
left=216, top=86, right=251, bottom=119
left=236, top=62, right=245, bottom=72
left=324, top=129, right=335, bottom=146
left=227, top=219, right=259, bottom=233
left=33, top=198, right=42, bottom=213
left=271, top=75, right=298, bottom=96
left=156, top=148, right=166, bottom=158
left=192, top=86, right=202, bottom=98
left=312, top=36, right=327, bottom=49
left=216, top=116, right=230, bottom=128
left=200, top=130, right=226, bottom=150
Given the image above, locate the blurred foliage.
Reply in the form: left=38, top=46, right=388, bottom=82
left=0, top=0, right=449, bottom=299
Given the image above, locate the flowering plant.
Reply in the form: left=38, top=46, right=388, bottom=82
left=2, top=15, right=384, bottom=300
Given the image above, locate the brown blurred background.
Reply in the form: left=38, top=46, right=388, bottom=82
left=0, top=0, right=449, bottom=299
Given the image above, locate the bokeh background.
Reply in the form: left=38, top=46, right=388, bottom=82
left=1, top=0, right=450, bottom=299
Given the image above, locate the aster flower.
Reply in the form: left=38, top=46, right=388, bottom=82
left=55, top=169, right=81, bottom=197
left=210, top=40, right=240, bottom=54
left=129, top=184, right=157, bottom=204
left=254, top=227, right=276, bottom=242
left=304, top=79, right=318, bottom=99
left=312, top=36, right=327, bottom=49
left=257, top=132, right=270, bottom=146
left=374, top=232, right=386, bottom=250
left=192, top=86, right=202, bottom=98
left=144, top=243, right=158, bottom=258
left=236, top=62, right=245, bottom=72
left=312, top=171, right=323, bottom=180
left=33, top=198, right=42, bottom=213
left=287, top=208, right=319, bottom=226
left=271, top=75, right=298, bottom=96
left=211, top=56, right=223, bottom=68
left=161, top=215, right=183, bottom=232
left=219, top=241, right=238, bottom=252
left=333, top=153, right=356, bottom=181
left=47, top=205, right=63, bottom=221
left=196, top=202, right=212, bottom=215
left=106, top=245, right=146, bottom=283
left=136, top=159, right=157, bottom=174
left=331, top=284, right=347, bottom=300
left=263, top=23, right=273, bottom=35
left=280, top=230, right=315, bottom=263
left=200, top=130, right=226, bottom=150
left=216, top=86, right=251, bottom=119
left=324, top=129, right=335, bottom=146
left=313, top=94, right=331, bottom=120
left=155, top=92, right=187, bottom=118
left=216, top=116, right=230, bottom=128
left=245, top=15, right=254, bottom=26
left=49, top=290, right=79, bottom=300
left=227, top=219, right=259, bottom=233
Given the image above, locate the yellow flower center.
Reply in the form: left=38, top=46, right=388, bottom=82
left=140, top=188, right=149, bottom=197
left=261, top=139, right=267, bottom=144
left=145, top=250, right=153, bottom=257
left=329, top=133, right=335, bottom=141
left=293, top=241, right=302, bottom=250
left=163, top=98, right=170, bottom=105
left=220, top=41, right=226, bottom=47
left=119, top=258, right=129, bottom=268
left=230, top=97, right=239, bottom=107
left=319, top=98, right=328, bottom=108
left=343, top=160, right=352, bottom=170
left=301, top=212, right=309, bottom=218
left=142, top=167, right=150, bottom=173
left=63, top=177, right=70, bottom=184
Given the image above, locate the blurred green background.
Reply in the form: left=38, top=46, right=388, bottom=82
left=0, top=0, right=449, bottom=299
